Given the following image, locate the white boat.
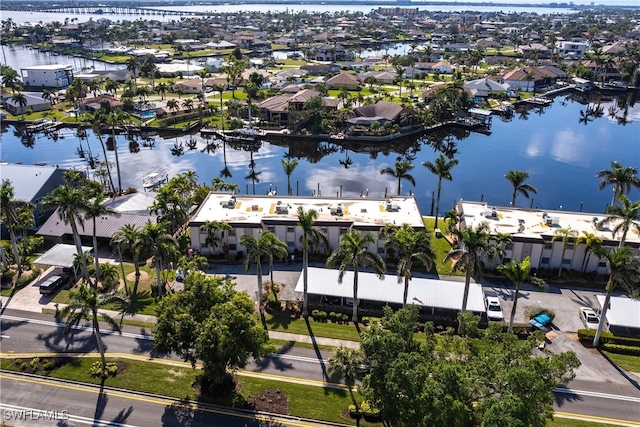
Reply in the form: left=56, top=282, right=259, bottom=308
left=142, top=169, right=169, bottom=189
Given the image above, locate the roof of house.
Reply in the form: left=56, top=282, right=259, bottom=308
left=502, top=66, right=547, bottom=81
left=102, top=192, right=157, bottom=215
left=596, top=296, right=640, bottom=329
left=5, top=93, right=50, bottom=108
left=353, top=101, right=406, bottom=121
left=0, top=163, right=66, bottom=203
left=294, top=267, right=486, bottom=312
left=464, top=77, right=511, bottom=94
left=259, top=89, right=337, bottom=112
left=33, top=243, right=93, bottom=268
left=37, top=209, right=154, bottom=239
left=326, top=72, right=362, bottom=86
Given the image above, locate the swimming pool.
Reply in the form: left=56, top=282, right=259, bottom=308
left=140, top=110, right=156, bottom=119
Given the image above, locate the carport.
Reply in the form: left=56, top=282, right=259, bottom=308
left=295, top=267, right=486, bottom=315
left=33, top=243, right=93, bottom=274
left=597, top=295, right=640, bottom=337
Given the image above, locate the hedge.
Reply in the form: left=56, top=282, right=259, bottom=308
left=577, top=329, right=640, bottom=346
left=602, top=343, right=640, bottom=356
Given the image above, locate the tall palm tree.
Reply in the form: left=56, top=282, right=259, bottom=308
left=82, top=110, right=116, bottom=194
left=327, top=346, right=363, bottom=409
left=0, top=179, right=31, bottom=275
left=42, top=184, right=91, bottom=285
left=422, top=154, right=459, bottom=228
left=281, top=158, right=299, bottom=196
left=576, top=231, right=603, bottom=272
left=84, top=188, right=119, bottom=284
left=591, top=246, right=640, bottom=346
left=166, top=99, right=179, bottom=125
left=596, top=161, right=640, bottom=208
left=140, top=220, right=178, bottom=297
left=497, top=256, right=545, bottom=333
left=505, top=170, right=537, bottom=207
left=552, top=227, right=578, bottom=277
left=382, top=224, right=435, bottom=307
left=125, top=56, right=140, bottom=85
left=199, top=220, right=230, bottom=255
left=444, top=222, right=496, bottom=334
left=297, top=206, right=329, bottom=317
left=240, top=231, right=288, bottom=315
left=326, top=231, right=386, bottom=323
left=599, top=196, right=640, bottom=248
left=10, top=92, right=27, bottom=118
left=106, top=110, right=128, bottom=194
left=154, top=82, right=169, bottom=100
left=380, top=158, right=416, bottom=196
left=111, top=224, right=143, bottom=295
left=61, top=284, right=128, bottom=372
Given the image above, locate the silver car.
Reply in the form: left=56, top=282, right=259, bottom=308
left=486, top=297, right=504, bottom=321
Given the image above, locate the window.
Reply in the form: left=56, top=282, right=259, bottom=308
left=287, top=241, right=295, bottom=249
left=267, top=226, right=275, bottom=233
left=502, top=258, right=511, bottom=264
left=543, top=242, right=552, bottom=250
left=378, top=247, right=385, bottom=254
left=320, top=227, right=328, bottom=234
left=505, top=242, right=514, bottom=250
left=562, top=259, right=571, bottom=265
left=541, top=257, right=550, bottom=265
left=598, top=261, right=606, bottom=268
left=340, top=227, right=348, bottom=235
left=228, top=229, right=236, bottom=237
left=229, top=244, right=236, bottom=250
left=287, top=226, right=295, bottom=233
left=566, top=243, right=575, bottom=250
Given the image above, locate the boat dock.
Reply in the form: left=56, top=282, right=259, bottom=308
left=26, top=119, right=60, bottom=133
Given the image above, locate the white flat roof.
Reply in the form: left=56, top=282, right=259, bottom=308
left=33, top=243, right=92, bottom=268
left=596, top=295, right=640, bottom=329
left=459, top=201, right=640, bottom=245
left=192, top=192, right=425, bottom=229
left=21, top=64, right=73, bottom=71
left=295, top=267, right=486, bottom=312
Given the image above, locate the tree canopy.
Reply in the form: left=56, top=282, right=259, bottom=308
left=154, top=273, right=272, bottom=387
left=360, top=306, right=580, bottom=427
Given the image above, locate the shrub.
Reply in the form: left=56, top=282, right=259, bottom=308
left=526, top=307, right=555, bottom=322
left=19, top=362, right=28, bottom=371
left=341, top=313, right=349, bottom=322
left=266, top=292, right=281, bottom=311
left=362, top=316, right=381, bottom=326
left=30, top=357, right=40, bottom=371
left=90, top=361, right=118, bottom=378
left=43, top=360, right=55, bottom=371
left=577, top=329, right=614, bottom=344
left=457, top=311, right=480, bottom=338
left=602, top=343, right=640, bottom=356
left=312, top=310, right=327, bottom=322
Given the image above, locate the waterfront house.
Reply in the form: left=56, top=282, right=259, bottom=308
left=20, top=64, right=74, bottom=89
left=464, top=77, right=512, bottom=99
left=3, top=92, right=51, bottom=115
left=80, top=95, right=123, bottom=113
left=349, top=101, right=409, bottom=127
left=258, top=89, right=338, bottom=125
left=310, top=44, right=354, bottom=62
left=456, top=201, right=640, bottom=274
left=188, top=192, right=425, bottom=259
left=556, top=40, right=587, bottom=59
left=519, top=43, right=551, bottom=59
left=0, top=164, right=75, bottom=229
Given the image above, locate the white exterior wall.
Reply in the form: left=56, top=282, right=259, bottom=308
left=21, top=67, right=73, bottom=88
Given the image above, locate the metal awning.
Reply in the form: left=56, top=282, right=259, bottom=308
left=597, top=295, right=640, bottom=329
left=33, top=244, right=92, bottom=268
left=295, top=267, right=486, bottom=312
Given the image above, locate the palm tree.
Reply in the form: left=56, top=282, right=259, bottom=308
left=552, top=227, right=578, bottom=277
left=380, top=158, right=416, bottom=196
left=61, top=284, right=128, bottom=372
left=111, top=224, right=143, bottom=295
left=444, top=222, right=497, bottom=334
left=82, top=110, right=116, bottom=194
left=240, top=231, right=288, bottom=315
left=297, top=206, right=329, bottom=317
left=498, top=256, right=545, bottom=333
left=125, top=56, right=140, bottom=85
left=42, top=184, right=91, bottom=285
left=166, top=99, right=179, bottom=126
left=327, top=346, right=363, bottom=409
left=140, top=220, right=178, bottom=297
left=422, top=154, right=459, bottom=228
left=591, top=246, right=640, bottom=346
left=326, top=231, right=386, bottom=323
left=576, top=231, right=603, bottom=272
left=382, top=224, right=435, bottom=307
left=596, top=161, right=640, bottom=208
left=84, top=188, right=119, bottom=284
left=599, top=196, right=640, bottom=248
left=0, top=179, right=31, bottom=275
left=10, top=92, right=27, bottom=118
left=281, top=158, right=299, bottom=196
left=505, top=170, right=537, bottom=207
left=199, top=220, right=225, bottom=255
left=154, top=82, right=169, bottom=101
left=106, top=110, right=129, bottom=194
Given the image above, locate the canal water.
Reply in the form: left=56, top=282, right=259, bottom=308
left=1, top=92, right=638, bottom=215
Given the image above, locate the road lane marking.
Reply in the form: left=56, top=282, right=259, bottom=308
left=554, top=387, right=640, bottom=403
left=0, top=403, right=137, bottom=427
left=1, top=335, right=10, bottom=338
left=555, top=411, right=640, bottom=426
left=0, top=374, right=336, bottom=427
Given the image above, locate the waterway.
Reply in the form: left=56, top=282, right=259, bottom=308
left=1, top=92, right=638, bottom=215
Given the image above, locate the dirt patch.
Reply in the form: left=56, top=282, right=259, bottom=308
left=125, top=271, right=151, bottom=291
left=247, top=388, right=289, bottom=415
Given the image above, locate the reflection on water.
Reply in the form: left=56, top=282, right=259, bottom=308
left=1, top=93, right=638, bottom=215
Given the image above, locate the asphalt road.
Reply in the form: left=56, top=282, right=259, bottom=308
left=2, top=309, right=640, bottom=426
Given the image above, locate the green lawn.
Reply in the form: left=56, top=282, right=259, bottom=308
left=604, top=352, right=640, bottom=373
left=423, top=216, right=456, bottom=276
left=264, top=313, right=362, bottom=342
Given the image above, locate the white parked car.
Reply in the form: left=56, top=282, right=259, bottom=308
left=579, top=307, right=600, bottom=330
left=486, top=297, right=504, bottom=321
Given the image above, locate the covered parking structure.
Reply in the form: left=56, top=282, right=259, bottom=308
left=33, top=243, right=93, bottom=277
left=597, top=295, right=640, bottom=337
left=295, top=267, right=486, bottom=317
